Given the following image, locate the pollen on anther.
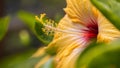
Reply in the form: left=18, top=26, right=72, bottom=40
left=35, top=13, right=58, bottom=36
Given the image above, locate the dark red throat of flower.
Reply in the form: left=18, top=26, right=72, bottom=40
left=83, top=20, right=98, bottom=40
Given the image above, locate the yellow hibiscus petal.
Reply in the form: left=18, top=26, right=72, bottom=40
left=64, top=0, right=98, bottom=26
left=46, top=15, right=89, bottom=68
left=97, top=14, right=120, bottom=43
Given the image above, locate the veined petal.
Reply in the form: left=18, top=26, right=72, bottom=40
left=56, top=46, right=84, bottom=68
left=64, top=0, right=98, bottom=26
left=46, top=15, right=88, bottom=52
left=97, top=14, right=120, bottom=43
left=64, top=0, right=120, bottom=43
left=46, top=15, right=90, bottom=68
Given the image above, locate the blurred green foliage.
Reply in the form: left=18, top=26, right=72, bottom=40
left=19, top=30, right=31, bottom=46
left=12, top=53, right=46, bottom=68
left=0, top=49, right=36, bottom=68
left=0, top=16, right=10, bottom=41
left=0, top=0, right=64, bottom=68
left=17, top=11, right=35, bottom=32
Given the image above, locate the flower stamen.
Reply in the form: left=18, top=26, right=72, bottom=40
left=35, top=14, right=84, bottom=36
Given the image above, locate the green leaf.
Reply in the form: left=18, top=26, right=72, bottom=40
left=40, top=57, right=55, bottom=68
left=0, top=49, right=35, bottom=68
left=79, top=39, right=103, bottom=58
left=0, top=16, right=10, bottom=41
left=91, top=0, right=120, bottom=30
left=13, top=53, right=47, bottom=68
left=76, top=39, right=120, bottom=68
left=17, top=11, right=35, bottom=32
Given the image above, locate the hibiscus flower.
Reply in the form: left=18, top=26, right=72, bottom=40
left=34, top=0, right=120, bottom=68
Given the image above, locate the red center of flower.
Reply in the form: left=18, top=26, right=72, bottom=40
left=83, top=19, right=98, bottom=40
